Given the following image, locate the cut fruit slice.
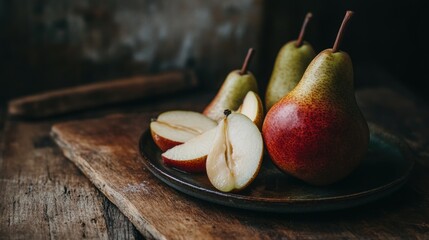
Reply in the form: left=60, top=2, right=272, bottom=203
left=150, top=111, right=217, bottom=151
left=237, top=91, right=264, bottom=130
left=162, top=128, right=217, bottom=173
left=206, top=112, right=263, bottom=192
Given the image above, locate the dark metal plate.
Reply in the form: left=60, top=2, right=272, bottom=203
left=139, top=124, right=414, bottom=212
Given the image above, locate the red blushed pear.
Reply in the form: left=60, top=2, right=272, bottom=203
left=262, top=11, right=369, bottom=185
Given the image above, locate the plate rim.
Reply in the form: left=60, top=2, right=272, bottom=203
left=139, top=124, right=415, bottom=212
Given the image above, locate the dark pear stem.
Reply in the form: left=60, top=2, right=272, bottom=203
left=332, top=11, right=354, bottom=53
left=239, top=48, right=255, bottom=75
left=295, top=12, right=313, bottom=47
left=223, top=109, right=232, bottom=117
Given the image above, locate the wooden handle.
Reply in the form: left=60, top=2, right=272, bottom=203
left=8, top=70, right=198, bottom=118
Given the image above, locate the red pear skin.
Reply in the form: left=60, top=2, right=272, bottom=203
left=262, top=49, right=369, bottom=185
left=162, top=156, right=206, bottom=173
left=150, top=130, right=182, bottom=152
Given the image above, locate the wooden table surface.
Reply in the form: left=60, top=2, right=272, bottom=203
left=1, top=80, right=429, bottom=239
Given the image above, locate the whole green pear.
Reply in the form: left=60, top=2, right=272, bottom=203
left=204, top=49, right=258, bottom=122
left=262, top=11, right=369, bottom=185
left=265, top=42, right=315, bottom=110
left=265, top=13, right=316, bottom=111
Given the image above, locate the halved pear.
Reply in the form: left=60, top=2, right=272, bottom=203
left=162, top=128, right=217, bottom=173
left=150, top=111, right=217, bottom=151
left=206, top=113, right=263, bottom=192
left=236, top=91, right=264, bottom=130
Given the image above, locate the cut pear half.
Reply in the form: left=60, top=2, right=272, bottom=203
left=206, top=113, right=263, bottom=192
left=237, top=91, right=264, bottom=130
left=162, top=128, right=217, bottom=173
left=150, top=111, right=217, bottom=151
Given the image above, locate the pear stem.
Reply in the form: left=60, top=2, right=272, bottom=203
left=224, top=109, right=232, bottom=117
left=239, top=48, right=255, bottom=75
left=295, top=12, right=313, bottom=47
left=332, top=11, right=354, bottom=53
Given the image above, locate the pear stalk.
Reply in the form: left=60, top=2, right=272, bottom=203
left=223, top=109, right=232, bottom=117
left=239, top=48, right=255, bottom=75
left=332, top=11, right=354, bottom=52
left=295, top=12, right=313, bottom=48
left=263, top=10, right=369, bottom=186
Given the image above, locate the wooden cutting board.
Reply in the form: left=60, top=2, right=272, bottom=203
left=49, top=95, right=426, bottom=239
left=52, top=113, right=276, bottom=239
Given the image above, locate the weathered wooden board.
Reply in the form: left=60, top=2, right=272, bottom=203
left=50, top=87, right=429, bottom=239
left=8, top=70, right=197, bottom=118
left=0, top=92, right=212, bottom=239
left=0, top=119, right=144, bottom=239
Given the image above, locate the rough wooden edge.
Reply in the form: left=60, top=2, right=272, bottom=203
left=51, top=125, right=165, bottom=240
left=0, top=104, right=7, bottom=168
left=8, top=70, right=198, bottom=118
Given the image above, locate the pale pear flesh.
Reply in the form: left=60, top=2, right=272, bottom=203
left=150, top=110, right=217, bottom=151
left=237, top=91, right=264, bottom=130
left=206, top=113, right=263, bottom=192
left=206, top=120, right=235, bottom=191
left=150, top=122, right=198, bottom=143
left=156, top=111, right=217, bottom=134
left=161, top=128, right=217, bottom=172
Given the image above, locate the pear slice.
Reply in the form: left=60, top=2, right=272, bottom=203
left=236, top=91, right=264, bottom=130
left=206, top=112, right=263, bottom=192
left=162, top=128, right=217, bottom=173
left=150, top=111, right=217, bottom=151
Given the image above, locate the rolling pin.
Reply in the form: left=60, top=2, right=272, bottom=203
left=8, top=70, right=198, bottom=118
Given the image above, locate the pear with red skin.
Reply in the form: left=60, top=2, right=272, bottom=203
left=262, top=11, right=369, bottom=185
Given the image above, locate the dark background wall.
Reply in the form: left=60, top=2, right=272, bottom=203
left=260, top=0, right=429, bottom=96
left=0, top=0, right=262, bottom=101
left=1, top=0, right=428, bottom=102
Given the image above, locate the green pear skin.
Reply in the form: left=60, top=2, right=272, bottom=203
left=262, top=49, right=369, bottom=185
left=204, top=70, right=258, bottom=122
left=265, top=41, right=316, bottom=110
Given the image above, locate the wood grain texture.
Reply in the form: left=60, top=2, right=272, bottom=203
left=103, top=198, right=143, bottom=240
left=0, top=118, right=142, bottom=239
left=0, top=93, right=211, bottom=239
left=50, top=87, right=429, bottom=239
left=8, top=70, right=197, bottom=118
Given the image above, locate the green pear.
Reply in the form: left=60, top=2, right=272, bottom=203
left=265, top=13, right=316, bottom=111
left=204, top=49, right=258, bottom=122
left=263, top=11, right=369, bottom=185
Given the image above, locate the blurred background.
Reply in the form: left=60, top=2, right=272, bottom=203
left=0, top=0, right=428, bottom=102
